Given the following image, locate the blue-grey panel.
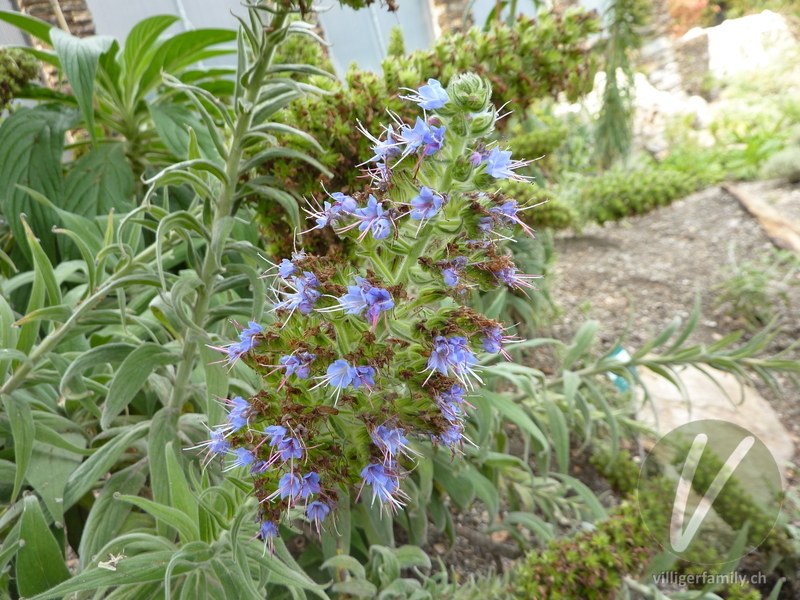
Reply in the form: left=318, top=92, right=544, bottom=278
left=0, top=0, right=28, bottom=46
left=318, top=2, right=436, bottom=76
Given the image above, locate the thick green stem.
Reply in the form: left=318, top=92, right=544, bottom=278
left=166, top=8, right=291, bottom=416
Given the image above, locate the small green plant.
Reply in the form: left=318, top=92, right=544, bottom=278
left=712, top=244, right=798, bottom=328
left=760, top=146, right=800, bottom=183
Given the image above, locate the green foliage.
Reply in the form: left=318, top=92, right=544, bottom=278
left=571, top=164, right=701, bottom=225
left=515, top=502, right=653, bottom=600
left=268, top=9, right=600, bottom=204
left=499, top=181, right=577, bottom=230
left=594, top=0, right=649, bottom=168
left=0, top=2, right=337, bottom=598
left=0, top=48, right=38, bottom=113
left=712, top=245, right=798, bottom=328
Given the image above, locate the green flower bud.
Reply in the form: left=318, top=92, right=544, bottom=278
left=452, top=157, right=474, bottom=183
left=469, top=107, right=496, bottom=137
left=447, top=73, right=492, bottom=114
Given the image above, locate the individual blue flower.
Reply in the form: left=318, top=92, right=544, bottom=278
left=307, top=500, right=331, bottom=524
left=404, top=78, right=449, bottom=110
left=278, top=258, right=296, bottom=278
left=207, top=427, right=231, bottom=455
left=367, top=124, right=402, bottom=163
left=280, top=352, right=316, bottom=379
left=299, top=472, right=321, bottom=498
left=371, top=425, right=411, bottom=459
left=308, top=192, right=357, bottom=230
left=426, top=336, right=453, bottom=376
left=425, top=336, right=480, bottom=385
left=353, top=195, right=392, bottom=241
left=325, top=359, right=354, bottom=388
left=410, top=186, right=444, bottom=220
left=337, top=278, right=394, bottom=327
left=277, top=472, right=302, bottom=500
left=492, top=266, right=542, bottom=292
left=439, top=425, right=464, bottom=450
left=227, top=396, right=250, bottom=430
left=487, top=200, right=537, bottom=238
left=422, top=124, right=446, bottom=156
left=483, top=147, right=531, bottom=181
left=276, top=272, right=321, bottom=315
left=230, top=447, right=255, bottom=469
left=277, top=436, right=303, bottom=461
left=400, top=117, right=431, bottom=152
left=361, top=462, right=397, bottom=503
left=265, top=425, right=288, bottom=446
left=440, top=256, right=467, bottom=287
left=482, top=325, right=504, bottom=354
left=209, top=321, right=263, bottom=365
left=364, top=288, right=394, bottom=326
left=258, top=520, right=279, bottom=541
left=351, top=365, right=376, bottom=390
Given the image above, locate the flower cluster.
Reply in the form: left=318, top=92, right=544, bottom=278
left=202, top=73, right=541, bottom=547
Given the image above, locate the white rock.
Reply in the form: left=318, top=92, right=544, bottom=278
left=682, top=10, right=799, bottom=81
left=636, top=364, right=795, bottom=482
left=686, top=95, right=710, bottom=129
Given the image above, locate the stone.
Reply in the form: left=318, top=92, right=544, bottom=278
left=679, top=11, right=799, bottom=84
left=636, top=364, right=795, bottom=482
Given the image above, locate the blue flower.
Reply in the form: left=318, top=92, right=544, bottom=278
left=277, top=436, right=303, bottom=461
left=206, top=426, right=230, bottom=456
left=441, top=256, right=467, bottom=286
left=310, top=193, right=357, bottom=229
left=426, top=336, right=480, bottom=384
left=371, top=425, right=410, bottom=459
left=307, top=500, right=331, bottom=524
left=265, top=425, right=288, bottom=446
left=406, top=78, right=449, bottom=110
left=299, top=472, right=321, bottom=498
left=230, top=447, right=255, bottom=469
left=368, top=125, right=402, bottom=163
left=227, top=396, right=250, bottom=430
left=492, top=266, right=542, bottom=291
left=280, top=352, right=316, bottom=379
left=353, top=195, right=392, bottom=241
left=483, top=147, right=530, bottom=180
left=422, top=124, right=446, bottom=156
left=400, top=118, right=446, bottom=156
left=410, top=186, right=444, bottom=220
left=276, top=272, right=321, bottom=315
left=258, top=520, right=279, bottom=541
left=278, top=472, right=302, bottom=500
left=338, top=277, right=394, bottom=327
left=351, top=365, right=376, bottom=390
left=439, top=424, right=464, bottom=450
left=325, top=359, right=355, bottom=388
left=361, top=462, right=398, bottom=504
left=482, top=325, right=504, bottom=354
left=278, top=258, right=296, bottom=278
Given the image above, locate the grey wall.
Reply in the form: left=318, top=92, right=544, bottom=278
left=0, top=0, right=28, bottom=46
left=317, top=2, right=437, bottom=76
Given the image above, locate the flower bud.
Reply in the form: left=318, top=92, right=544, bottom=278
left=447, top=73, right=492, bottom=114
left=452, top=157, right=474, bottom=183
left=469, top=107, right=496, bottom=137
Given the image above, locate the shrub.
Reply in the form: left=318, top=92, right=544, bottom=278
left=575, top=165, right=700, bottom=224
left=760, top=146, right=800, bottom=183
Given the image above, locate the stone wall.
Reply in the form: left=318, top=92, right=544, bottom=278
left=430, top=0, right=472, bottom=34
